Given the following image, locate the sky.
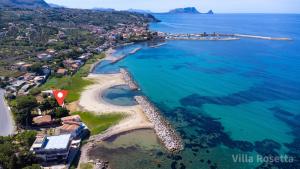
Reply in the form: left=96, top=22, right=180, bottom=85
left=45, top=0, right=300, bottom=13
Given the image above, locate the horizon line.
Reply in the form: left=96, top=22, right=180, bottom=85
left=52, top=7, right=300, bottom=14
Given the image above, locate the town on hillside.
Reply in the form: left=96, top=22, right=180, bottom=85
left=0, top=6, right=162, bottom=169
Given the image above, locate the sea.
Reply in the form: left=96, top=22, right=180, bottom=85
left=91, top=14, right=300, bottom=169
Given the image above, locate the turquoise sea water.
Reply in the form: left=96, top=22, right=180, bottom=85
left=93, top=14, right=300, bottom=169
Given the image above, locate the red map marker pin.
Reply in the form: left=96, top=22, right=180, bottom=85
left=52, top=90, right=68, bottom=106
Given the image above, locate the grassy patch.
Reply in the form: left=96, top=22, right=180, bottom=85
left=40, top=75, right=93, bottom=102
left=79, top=163, right=93, bottom=169
left=73, top=111, right=125, bottom=135
left=77, top=53, right=105, bottom=77
left=39, top=53, right=105, bottom=102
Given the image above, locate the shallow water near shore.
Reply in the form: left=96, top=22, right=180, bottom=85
left=101, top=85, right=141, bottom=106
left=92, top=14, right=300, bottom=169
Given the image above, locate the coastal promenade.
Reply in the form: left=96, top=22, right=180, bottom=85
left=0, top=89, right=14, bottom=136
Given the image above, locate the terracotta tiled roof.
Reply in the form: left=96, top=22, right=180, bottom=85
left=33, top=115, right=52, bottom=125
left=61, top=115, right=81, bottom=122
left=59, top=121, right=81, bottom=133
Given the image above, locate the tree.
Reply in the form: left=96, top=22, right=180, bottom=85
left=16, top=131, right=37, bottom=148
left=14, top=96, right=38, bottom=127
left=29, top=63, right=43, bottom=74
left=0, top=137, right=15, bottom=169
left=8, top=154, right=18, bottom=169
left=52, top=107, right=69, bottom=118
left=39, top=98, right=58, bottom=111
left=15, top=96, right=38, bottom=110
left=29, top=88, right=41, bottom=96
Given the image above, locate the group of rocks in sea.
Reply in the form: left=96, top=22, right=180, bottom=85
left=135, top=96, right=184, bottom=152
left=120, top=68, right=139, bottom=90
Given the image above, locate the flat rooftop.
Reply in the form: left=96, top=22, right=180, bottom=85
left=44, top=134, right=71, bottom=150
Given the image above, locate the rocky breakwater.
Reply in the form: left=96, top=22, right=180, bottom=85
left=135, top=96, right=184, bottom=152
left=120, top=68, right=139, bottom=90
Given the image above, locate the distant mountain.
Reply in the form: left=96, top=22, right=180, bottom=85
left=92, top=8, right=115, bottom=12
left=168, top=7, right=200, bottom=14
left=206, top=10, right=214, bottom=14
left=0, top=0, right=50, bottom=8
left=168, top=7, right=214, bottom=14
left=127, top=8, right=152, bottom=14
left=48, top=3, right=65, bottom=8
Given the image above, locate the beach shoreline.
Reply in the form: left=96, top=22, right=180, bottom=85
left=78, top=47, right=184, bottom=164
left=78, top=48, right=154, bottom=164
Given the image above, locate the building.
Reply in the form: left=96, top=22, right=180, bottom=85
left=30, top=134, right=72, bottom=163
left=60, top=115, right=87, bottom=138
left=59, top=121, right=86, bottom=138
left=78, top=53, right=92, bottom=61
left=12, top=80, right=26, bottom=89
left=56, top=68, right=67, bottom=76
left=37, top=53, right=53, bottom=61
left=32, top=115, right=53, bottom=126
left=61, top=115, right=81, bottom=123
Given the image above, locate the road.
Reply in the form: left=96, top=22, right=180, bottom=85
left=0, top=89, right=14, bottom=136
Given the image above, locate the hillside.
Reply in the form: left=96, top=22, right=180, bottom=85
left=0, top=0, right=50, bottom=8
left=0, top=7, right=159, bottom=76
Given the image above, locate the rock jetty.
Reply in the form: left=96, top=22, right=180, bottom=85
left=135, top=96, right=184, bottom=152
left=120, top=68, right=139, bottom=90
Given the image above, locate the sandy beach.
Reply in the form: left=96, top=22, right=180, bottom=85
left=78, top=73, right=153, bottom=137
left=78, top=49, right=154, bottom=163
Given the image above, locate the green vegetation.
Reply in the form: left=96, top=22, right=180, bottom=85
left=10, top=95, right=38, bottom=127
left=79, top=163, right=94, bottom=169
left=0, top=7, right=156, bottom=75
left=0, top=131, right=40, bottom=169
left=40, top=75, right=93, bottom=102
left=73, top=111, right=125, bottom=135
left=39, top=53, right=105, bottom=102
left=77, top=53, right=105, bottom=77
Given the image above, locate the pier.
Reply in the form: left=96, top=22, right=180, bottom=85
left=135, top=96, right=184, bottom=152
left=162, top=32, right=292, bottom=41
left=111, top=47, right=141, bottom=64
left=129, top=47, right=141, bottom=54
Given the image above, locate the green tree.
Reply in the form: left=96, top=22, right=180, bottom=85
left=52, top=107, right=69, bottom=118
left=16, top=131, right=37, bottom=148
left=39, top=97, right=58, bottom=111
left=14, top=96, right=38, bottom=127
left=29, top=63, right=43, bottom=74
left=8, top=154, right=18, bottom=169
left=15, top=96, right=38, bottom=110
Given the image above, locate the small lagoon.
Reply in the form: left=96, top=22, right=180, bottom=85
left=101, top=85, right=140, bottom=106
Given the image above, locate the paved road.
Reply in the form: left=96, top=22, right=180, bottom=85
left=0, top=89, right=14, bottom=136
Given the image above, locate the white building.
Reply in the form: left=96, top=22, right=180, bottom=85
left=30, top=134, right=72, bottom=163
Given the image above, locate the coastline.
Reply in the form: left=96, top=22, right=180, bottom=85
left=78, top=49, right=154, bottom=164
left=78, top=47, right=184, bottom=164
